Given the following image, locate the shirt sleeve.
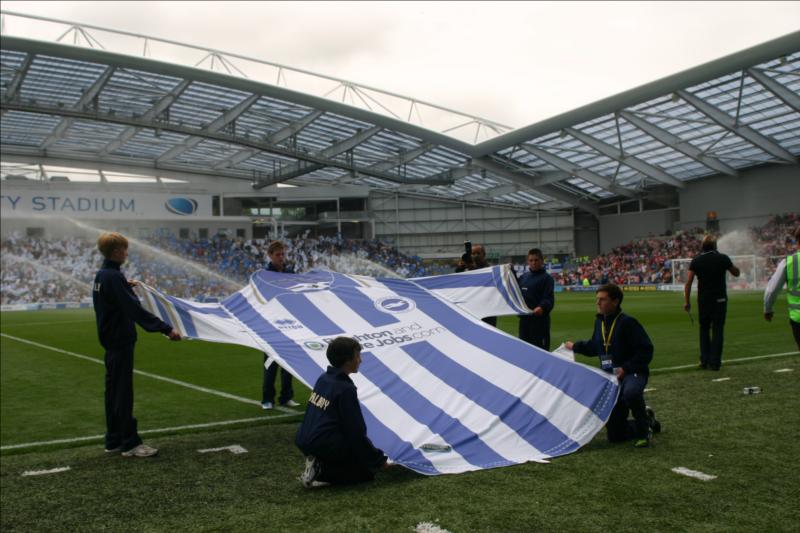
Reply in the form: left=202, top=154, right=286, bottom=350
left=573, top=321, right=599, bottom=357
left=764, top=259, right=787, bottom=314
left=540, top=276, right=555, bottom=314
left=109, top=272, right=173, bottom=334
left=337, top=388, right=387, bottom=469
left=621, top=318, right=654, bottom=375
left=724, top=254, right=733, bottom=269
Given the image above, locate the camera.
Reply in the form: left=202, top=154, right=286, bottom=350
left=461, top=241, right=472, bottom=263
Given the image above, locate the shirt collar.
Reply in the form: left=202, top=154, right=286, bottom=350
left=326, top=365, right=353, bottom=383
left=102, top=258, right=122, bottom=270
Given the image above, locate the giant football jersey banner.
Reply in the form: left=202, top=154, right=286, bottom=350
left=138, top=265, right=618, bottom=475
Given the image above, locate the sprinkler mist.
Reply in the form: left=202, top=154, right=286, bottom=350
left=2, top=253, right=93, bottom=294
left=63, top=218, right=244, bottom=290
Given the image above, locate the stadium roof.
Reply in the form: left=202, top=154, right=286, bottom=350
left=1, top=12, right=799, bottom=215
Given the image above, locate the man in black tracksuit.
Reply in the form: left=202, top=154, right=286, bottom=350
left=566, top=284, right=660, bottom=447
left=93, top=232, right=181, bottom=457
left=296, top=337, right=388, bottom=486
left=516, top=248, right=555, bottom=350
left=684, top=235, right=740, bottom=370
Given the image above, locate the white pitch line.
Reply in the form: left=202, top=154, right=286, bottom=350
left=1, top=413, right=301, bottom=451
left=672, top=466, right=717, bottom=481
left=643, top=388, right=657, bottom=392
left=0, top=333, right=296, bottom=412
left=774, top=368, right=794, bottom=373
left=22, top=466, right=71, bottom=477
left=415, top=522, right=453, bottom=533
left=711, top=377, right=731, bottom=382
left=5, top=319, right=95, bottom=327
left=652, top=351, right=799, bottom=373
left=198, top=444, right=248, bottom=455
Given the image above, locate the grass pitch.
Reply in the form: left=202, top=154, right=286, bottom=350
left=1, top=291, right=798, bottom=532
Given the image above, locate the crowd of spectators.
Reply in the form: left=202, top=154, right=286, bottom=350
left=1, top=213, right=795, bottom=304
left=550, top=229, right=705, bottom=287
left=752, top=213, right=798, bottom=258
left=547, top=213, right=797, bottom=287
left=0, top=231, right=443, bottom=304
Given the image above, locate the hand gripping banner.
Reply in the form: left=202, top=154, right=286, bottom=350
left=139, top=265, right=618, bottom=475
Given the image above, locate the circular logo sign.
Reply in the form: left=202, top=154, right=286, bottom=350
left=165, top=197, right=198, bottom=215
left=374, top=296, right=416, bottom=314
left=304, top=341, right=326, bottom=351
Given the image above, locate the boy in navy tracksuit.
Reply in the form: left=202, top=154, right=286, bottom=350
left=566, top=284, right=661, bottom=447
left=296, top=337, right=388, bottom=487
left=93, top=232, right=181, bottom=457
left=261, top=240, right=299, bottom=410
left=516, top=248, right=555, bottom=350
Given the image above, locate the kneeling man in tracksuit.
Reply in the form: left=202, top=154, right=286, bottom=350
left=565, top=284, right=661, bottom=447
left=296, top=337, right=389, bottom=487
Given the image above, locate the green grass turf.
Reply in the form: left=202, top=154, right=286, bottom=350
left=1, top=291, right=798, bottom=531
left=1, top=357, right=798, bottom=532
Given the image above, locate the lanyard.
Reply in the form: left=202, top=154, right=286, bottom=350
left=601, top=314, right=621, bottom=355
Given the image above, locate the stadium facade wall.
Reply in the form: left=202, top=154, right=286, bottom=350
left=574, top=211, right=600, bottom=257
left=595, top=163, right=798, bottom=252
left=369, top=192, right=575, bottom=259
left=678, top=163, right=800, bottom=232
left=598, top=208, right=680, bottom=253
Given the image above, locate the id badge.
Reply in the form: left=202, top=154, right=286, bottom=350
left=600, top=356, right=613, bottom=371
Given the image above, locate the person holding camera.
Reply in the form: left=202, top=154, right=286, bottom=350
left=455, top=242, right=496, bottom=326
left=516, top=248, right=555, bottom=350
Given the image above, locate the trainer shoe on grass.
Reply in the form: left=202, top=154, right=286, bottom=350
left=104, top=446, right=122, bottom=454
left=121, top=444, right=159, bottom=458
left=261, top=402, right=274, bottom=410
left=299, top=456, right=321, bottom=488
left=634, top=428, right=653, bottom=448
left=646, top=406, right=662, bottom=434
left=282, top=400, right=300, bottom=407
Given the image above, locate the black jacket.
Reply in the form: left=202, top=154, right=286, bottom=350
left=295, top=366, right=386, bottom=468
left=267, top=261, right=295, bottom=273
left=517, top=268, right=555, bottom=316
left=92, top=259, right=172, bottom=349
left=572, top=307, right=653, bottom=375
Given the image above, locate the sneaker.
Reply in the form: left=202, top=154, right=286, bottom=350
left=261, top=402, right=274, bottom=410
left=299, top=456, right=321, bottom=488
left=646, top=406, right=662, bottom=434
left=121, top=444, right=159, bottom=458
left=634, top=429, right=653, bottom=448
left=282, top=399, right=300, bottom=407
left=104, top=445, right=122, bottom=454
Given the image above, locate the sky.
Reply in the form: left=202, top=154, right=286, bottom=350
left=2, top=1, right=799, bottom=131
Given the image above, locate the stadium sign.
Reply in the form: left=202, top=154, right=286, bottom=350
left=0, top=190, right=212, bottom=219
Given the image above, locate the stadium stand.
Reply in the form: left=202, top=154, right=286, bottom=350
left=0, top=233, right=443, bottom=304
left=2, top=214, right=795, bottom=304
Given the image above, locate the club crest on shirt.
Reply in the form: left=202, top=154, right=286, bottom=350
left=259, top=271, right=334, bottom=293
left=374, top=296, right=416, bottom=314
